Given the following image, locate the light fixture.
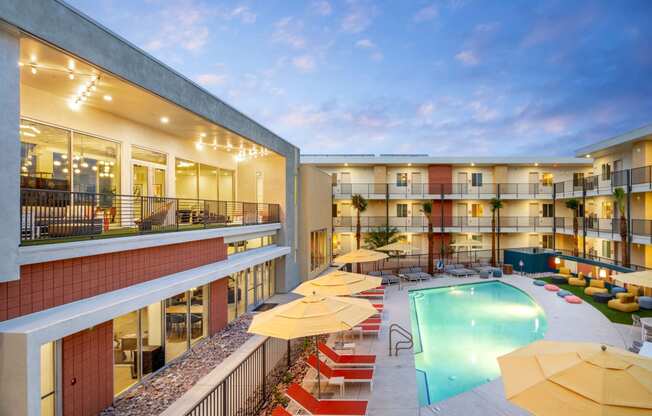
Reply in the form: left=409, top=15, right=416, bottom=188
left=160, top=116, right=169, bottom=124
left=408, top=163, right=412, bottom=166
left=599, top=269, right=607, bottom=279
left=103, top=95, right=112, bottom=101
left=585, top=154, right=591, bottom=158
left=74, top=168, right=81, bottom=174
left=534, top=162, right=539, bottom=166
left=62, top=168, right=69, bottom=173
left=554, top=257, right=561, bottom=265
left=81, top=161, right=89, bottom=168
left=92, top=166, right=98, bottom=171
left=345, top=163, right=349, bottom=166
left=68, top=71, right=75, bottom=80
left=30, top=65, right=37, bottom=75
left=53, top=160, right=61, bottom=167
left=195, top=140, right=204, bottom=151
left=471, top=162, right=475, bottom=166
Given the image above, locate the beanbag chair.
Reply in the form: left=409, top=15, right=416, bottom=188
left=565, top=295, right=582, bottom=304
left=533, top=280, right=546, bottom=286
left=556, top=289, right=571, bottom=298
left=544, top=284, right=560, bottom=292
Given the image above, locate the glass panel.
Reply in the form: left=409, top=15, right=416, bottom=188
left=113, top=310, right=139, bottom=396
left=237, top=271, right=246, bottom=314
left=165, top=293, right=189, bottom=363
left=199, top=164, right=218, bottom=201
left=246, top=269, right=255, bottom=308
left=175, top=158, right=197, bottom=199
left=20, top=120, right=70, bottom=190
left=219, top=169, right=234, bottom=201
left=154, top=168, right=166, bottom=197
left=40, top=342, right=55, bottom=416
left=190, top=286, right=208, bottom=344
left=269, top=260, right=276, bottom=297
left=227, top=276, right=237, bottom=322
left=131, top=146, right=167, bottom=165
left=140, top=303, right=164, bottom=377
left=255, top=265, right=263, bottom=303
left=72, top=132, right=120, bottom=194
left=133, top=164, right=148, bottom=197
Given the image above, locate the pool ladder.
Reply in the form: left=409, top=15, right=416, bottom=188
left=389, top=323, right=413, bottom=356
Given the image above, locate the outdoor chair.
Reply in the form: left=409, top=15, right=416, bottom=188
left=306, top=355, right=374, bottom=390
left=351, top=324, right=381, bottom=339
left=318, top=343, right=376, bottom=367
left=285, top=383, right=368, bottom=416
left=272, top=406, right=292, bottom=416
left=380, top=270, right=400, bottom=285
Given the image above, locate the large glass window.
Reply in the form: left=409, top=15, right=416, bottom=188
left=396, top=173, right=408, bottom=187
left=246, top=268, right=255, bottom=307
left=132, top=146, right=167, bottom=165
left=113, top=311, right=139, bottom=395
left=228, top=276, right=237, bottom=323
left=255, top=265, right=264, bottom=303
left=72, top=132, right=120, bottom=195
left=175, top=159, right=198, bottom=199
left=219, top=169, right=235, bottom=201
left=310, top=229, right=328, bottom=272
left=40, top=342, right=55, bottom=416
left=199, top=164, right=219, bottom=201
left=237, top=271, right=247, bottom=313
left=140, top=302, right=164, bottom=378
left=190, top=287, right=209, bottom=345
left=164, top=292, right=189, bottom=363
left=20, top=120, right=70, bottom=190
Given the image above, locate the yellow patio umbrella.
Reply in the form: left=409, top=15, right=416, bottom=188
left=613, top=270, right=652, bottom=290
left=292, top=270, right=382, bottom=297
left=498, top=340, right=652, bottom=416
left=248, top=294, right=377, bottom=397
left=333, top=248, right=389, bottom=264
left=376, top=241, right=414, bottom=253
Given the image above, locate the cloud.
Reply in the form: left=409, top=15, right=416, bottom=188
left=143, top=1, right=212, bottom=53
left=371, top=51, right=384, bottom=61
left=455, top=50, right=479, bottom=66
left=273, top=17, right=307, bottom=49
left=417, top=101, right=435, bottom=117
left=229, top=6, right=256, bottom=24
left=341, top=1, right=377, bottom=33
left=292, top=55, right=316, bottom=72
left=280, top=106, right=330, bottom=127
left=414, top=4, right=438, bottom=22
left=195, top=73, right=227, bottom=86
left=312, top=1, right=332, bottom=16
left=355, top=39, right=375, bottom=48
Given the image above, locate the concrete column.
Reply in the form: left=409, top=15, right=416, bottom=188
left=0, top=333, right=40, bottom=416
left=0, top=26, right=20, bottom=282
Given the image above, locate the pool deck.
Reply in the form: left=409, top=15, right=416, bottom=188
left=292, top=275, right=629, bottom=416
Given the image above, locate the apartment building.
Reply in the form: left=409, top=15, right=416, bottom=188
left=301, top=155, right=593, bottom=258
left=0, top=2, right=301, bottom=415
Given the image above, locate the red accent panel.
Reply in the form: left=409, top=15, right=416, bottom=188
left=0, top=238, right=227, bottom=322
left=431, top=200, right=453, bottom=227
left=428, top=165, right=452, bottom=194
left=209, top=278, right=228, bottom=335
left=577, top=263, right=593, bottom=276
left=62, top=321, right=113, bottom=416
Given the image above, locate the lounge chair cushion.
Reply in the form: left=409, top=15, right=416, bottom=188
left=611, top=286, right=626, bottom=295
left=565, top=295, right=582, bottom=304
left=533, top=280, right=546, bottom=286
left=544, top=284, right=560, bottom=292
left=368, top=271, right=381, bottom=276
left=557, top=289, right=572, bottom=297
left=286, top=383, right=368, bottom=415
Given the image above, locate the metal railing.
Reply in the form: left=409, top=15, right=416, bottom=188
left=332, top=183, right=553, bottom=198
left=333, top=216, right=554, bottom=232
left=358, top=249, right=507, bottom=274
left=388, top=323, right=413, bottom=356
left=20, top=188, right=280, bottom=244
left=186, top=337, right=301, bottom=416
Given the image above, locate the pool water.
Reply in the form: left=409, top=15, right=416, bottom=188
left=409, top=281, right=547, bottom=405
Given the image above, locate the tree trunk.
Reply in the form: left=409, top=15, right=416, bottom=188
left=572, top=214, right=579, bottom=256
left=620, top=215, right=628, bottom=267
left=355, top=211, right=361, bottom=250
left=491, top=211, right=496, bottom=266
left=427, top=221, right=434, bottom=275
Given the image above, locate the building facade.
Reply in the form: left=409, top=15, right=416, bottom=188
left=0, top=1, right=300, bottom=415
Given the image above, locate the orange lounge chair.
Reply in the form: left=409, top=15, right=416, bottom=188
left=354, top=291, right=385, bottom=300
left=361, top=318, right=381, bottom=325
left=306, top=355, right=374, bottom=390
left=319, top=342, right=376, bottom=367
left=286, top=383, right=368, bottom=416
left=272, top=407, right=292, bottom=416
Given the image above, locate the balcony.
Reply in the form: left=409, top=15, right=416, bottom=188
left=332, top=183, right=553, bottom=200
left=20, top=188, right=280, bottom=245
left=333, top=216, right=553, bottom=233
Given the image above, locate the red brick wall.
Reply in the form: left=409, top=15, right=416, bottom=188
left=209, top=278, right=229, bottom=335
left=428, top=165, right=452, bottom=194
left=0, top=238, right=227, bottom=322
left=62, top=321, right=113, bottom=416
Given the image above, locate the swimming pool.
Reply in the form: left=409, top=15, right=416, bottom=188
left=409, top=281, right=547, bottom=405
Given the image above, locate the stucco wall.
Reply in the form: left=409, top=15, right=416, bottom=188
left=298, top=165, right=332, bottom=280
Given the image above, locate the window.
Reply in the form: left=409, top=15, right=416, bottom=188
left=471, top=204, right=483, bottom=217
left=601, top=163, right=611, bottom=181
left=471, top=172, right=483, bottom=186
left=542, top=204, right=554, bottom=218
left=20, top=120, right=70, bottom=190
left=396, top=204, right=408, bottom=217
left=396, top=173, right=408, bottom=187
left=41, top=342, right=56, bottom=416
left=332, top=204, right=338, bottom=218
left=310, top=229, right=328, bottom=272
left=132, top=146, right=167, bottom=165
left=573, top=172, right=584, bottom=187
left=72, top=132, right=121, bottom=195
left=602, top=240, right=612, bottom=258
left=542, top=235, right=553, bottom=249
left=542, top=173, right=553, bottom=186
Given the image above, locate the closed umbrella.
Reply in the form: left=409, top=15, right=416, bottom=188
left=292, top=270, right=382, bottom=297
left=498, top=340, right=652, bottom=416
left=248, top=294, right=377, bottom=397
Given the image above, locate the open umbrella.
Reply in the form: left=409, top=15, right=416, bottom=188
left=613, top=270, right=652, bottom=290
left=376, top=241, right=414, bottom=253
left=498, top=340, right=652, bottom=416
left=248, top=294, right=377, bottom=397
left=292, top=270, right=382, bottom=297
left=333, top=248, right=389, bottom=265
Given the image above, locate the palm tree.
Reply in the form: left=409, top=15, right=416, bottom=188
left=565, top=198, right=580, bottom=256
left=351, top=194, right=368, bottom=250
left=489, top=198, right=503, bottom=266
left=364, top=226, right=401, bottom=249
left=613, top=188, right=629, bottom=267
left=422, top=201, right=435, bottom=274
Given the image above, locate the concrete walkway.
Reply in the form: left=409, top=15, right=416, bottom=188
left=292, top=275, right=630, bottom=416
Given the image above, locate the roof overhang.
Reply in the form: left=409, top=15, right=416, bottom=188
left=300, top=155, right=592, bottom=167
left=575, top=124, right=652, bottom=159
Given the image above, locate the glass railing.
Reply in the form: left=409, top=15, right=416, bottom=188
left=20, top=188, right=280, bottom=244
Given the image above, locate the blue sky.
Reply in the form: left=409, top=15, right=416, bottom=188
left=67, top=0, right=652, bottom=156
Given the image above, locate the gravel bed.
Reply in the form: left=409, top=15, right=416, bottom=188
left=101, top=314, right=254, bottom=416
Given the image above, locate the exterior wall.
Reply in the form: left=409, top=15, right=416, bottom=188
left=632, top=140, right=652, bottom=168
left=298, top=165, right=332, bottom=280
left=62, top=321, right=113, bottom=416
left=209, top=278, right=228, bottom=335
left=427, top=165, right=452, bottom=194
left=0, top=238, right=227, bottom=322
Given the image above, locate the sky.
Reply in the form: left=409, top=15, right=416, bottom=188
left=66, top=0, right=652, bottom=157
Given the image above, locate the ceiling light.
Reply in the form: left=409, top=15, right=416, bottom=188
left=103, top=95, right=112, bottom=101
left=62, top=168, right=69, bottom=173
left=471, top=162, right=475, bottom=166
left=29, top=54, right=37, bottom=63
left=195, top=141, right=204, bottom=151
left=81, top=161, right=89, bottom=168
left=534, top=162, right=539, bottom=166
left=68, top=60, right=75, bottom=70
left=585, top=154, right=591, bottom=158
left=160, top=116, right=169, bottom=124
left=408, top=163, right=412, bottom=166
left=200, top=133, right=206, bottom=138
left=53, top=160, right=61, bottom=167
left=74, top=168, right=81, bottom=174
left=92, top=166, right=98, bottom=171
left=30, top=65, right=37, bottom=75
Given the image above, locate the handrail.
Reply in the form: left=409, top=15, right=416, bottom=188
left=389, top=323, right=413, bottom=356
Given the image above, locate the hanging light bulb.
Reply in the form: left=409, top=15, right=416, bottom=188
left=68, top=71, right=75, bottom=80
left=30, top=65, right=37, bottom=75
left=81, top=161, right=89, bottom=168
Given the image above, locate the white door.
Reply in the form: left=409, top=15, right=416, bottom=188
left=411, top=172, right=421, bottom=195
left=457, top=172, right=468, bottom=194
left=411, top=202, right=424, bottom=228
left=340, top=172, right=351, bottom=195
left=457, top=203, right=468, bottom=228
left=529, top=203, right=539, bottom=227
left=529, top=172, right=539, bottom=194
left=340, top=203, right=352, bottom=228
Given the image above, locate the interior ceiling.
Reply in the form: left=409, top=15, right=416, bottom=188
left=19, top=36, right=272, bottom=155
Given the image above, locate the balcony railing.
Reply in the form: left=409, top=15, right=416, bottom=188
left=333, top=216, right=553, bottom=232
left=20, top=188, right=280, bottom=244
left=332, top=183, right=553, bottom=198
